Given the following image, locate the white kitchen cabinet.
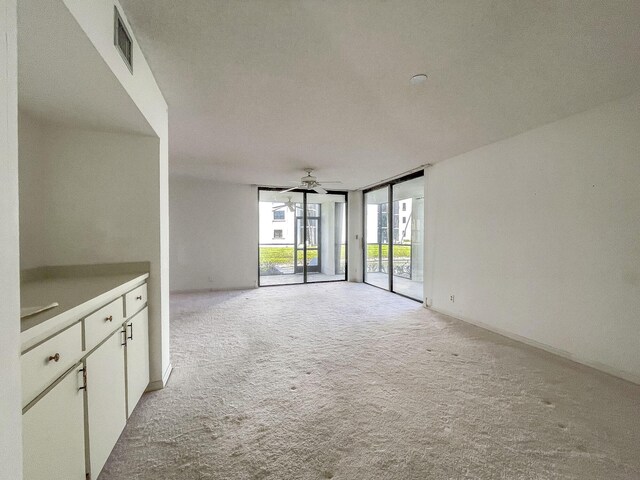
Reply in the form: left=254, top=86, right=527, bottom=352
left=21, top=322, right=83, bottom=408
left=84, top=297, right=124, bottom=352
left=21, top=274, right=149, bottom=480
left=126, top=307, right=150, bottom=417
left=86, top=328, right=128, bottom=477
left=22, top=366, right=86, bottom=480
left=125, top=283, right=147, bottom=317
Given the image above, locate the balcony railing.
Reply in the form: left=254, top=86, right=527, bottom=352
left=366, top=243, right=412, bottom=279
left=259, top=243, right=345, bottom=276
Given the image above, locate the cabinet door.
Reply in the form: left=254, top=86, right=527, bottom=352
left=23, top=366, right=86, bottom=480
left=86, top=328, right=127, bottom=478
left=126, top=307, right=150, bottom=417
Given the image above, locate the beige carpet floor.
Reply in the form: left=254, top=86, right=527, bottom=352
left=101, top=283, right=640, bottom=480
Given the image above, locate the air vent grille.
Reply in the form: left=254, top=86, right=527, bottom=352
left=114, top=7, right=133, bottom=72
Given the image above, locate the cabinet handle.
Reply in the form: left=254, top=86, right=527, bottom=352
left=105, top=315, right=113, bottom=322
left=136, top=295, right=143, bottom=300
left=48, top=353, right=60, bottom=363
left=127, top=322, right=133, bottom=341
left=121, top=327, right=127, bottom=346
left=78, top=367, right=87, bottom=392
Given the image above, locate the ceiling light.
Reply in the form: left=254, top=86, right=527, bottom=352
left=410, top=74, right=428, bottom=85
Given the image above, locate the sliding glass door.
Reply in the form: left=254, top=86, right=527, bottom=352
left=363, top=172, right=424, bottom=301
left=259, top=189, right=347, bottom=286
left=258, top=190, right=305, bottom=286
left=364, top=187, right=390, bottom=290
left=391, top=176, right=424, bottom=300
left=306, top=193, right=347, bottom=283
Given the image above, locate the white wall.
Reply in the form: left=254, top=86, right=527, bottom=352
left=348, top=190, right=364, bottom=282
left=19, top=125, right=159, bottom=266
left=63, top=0, right=167, bottom=138
left=170, top=176, right=258, bottom=292
left=426, top=92, right=640, bottom=383
left=61, top=0, right=171, bottom=386
left=17, top=112, right=46, bottom=269
left=0, top=0, right=23, bottom=477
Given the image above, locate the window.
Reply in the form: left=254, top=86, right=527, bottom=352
left=259, top=188, right=347, bottom=286
left=364, top=170, right=424, bottom=301
left=392, top=203, right=399, bottom=242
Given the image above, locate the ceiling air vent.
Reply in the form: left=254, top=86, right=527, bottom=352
left=114, top=7, right=133, bottom=73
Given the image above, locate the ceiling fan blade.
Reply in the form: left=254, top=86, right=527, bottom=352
left=279, top=186, right=298, bottom=194
left=272, top=205, right=286, bottom=211
left=313, top=186, right=328, bottom=194
left=288, top=204, right=295, bottom=212
left=319, top=181, right=342, bottom=184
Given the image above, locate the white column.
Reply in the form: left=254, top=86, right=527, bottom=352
left=347, top=190, right=364, bottom=282
left=0, top=0, right=24, bottom=477
left=320, top=202, right=335, bottom=275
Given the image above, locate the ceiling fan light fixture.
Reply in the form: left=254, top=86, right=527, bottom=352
left=278, top=169, right=342, bottom=194
left=410, top=73, right=428, bottom=85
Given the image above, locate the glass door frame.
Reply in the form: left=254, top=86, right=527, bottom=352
left=362, top=170, right=424, bottom=302
left=294, top=206, right=321, bottom=275
left=258, top=187, right=348, bottom=286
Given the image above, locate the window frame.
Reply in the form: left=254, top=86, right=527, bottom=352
left=258, top=187, right=348, bottom=286
left=362, top=169, right=424, bottom=302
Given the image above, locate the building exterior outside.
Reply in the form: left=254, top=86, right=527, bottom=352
left=258, top=197, right=346, bottom=279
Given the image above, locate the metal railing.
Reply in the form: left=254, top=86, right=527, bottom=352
left=366, top=243, right=412, bottom=279
left=259, top=244, right=345, bottom=276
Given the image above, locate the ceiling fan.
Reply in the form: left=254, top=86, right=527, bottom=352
left=272, top=196, right=296, bottom=212
left=280, top=169, right=342, bottom=195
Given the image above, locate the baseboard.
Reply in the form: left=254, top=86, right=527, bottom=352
left=428, top=306, right=640, bottom=386
left=170, top=285, right=257, bottom=294
left=147, top=363, right=173, bottom=391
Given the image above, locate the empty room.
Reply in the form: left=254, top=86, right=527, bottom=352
left=2, top=1, right=639, bottom=479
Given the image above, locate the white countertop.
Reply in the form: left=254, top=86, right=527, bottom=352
left=21, top=272, right=149, bottom=351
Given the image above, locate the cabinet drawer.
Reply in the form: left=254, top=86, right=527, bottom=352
left=84, top=297, right=124, bottom=352
left=21, top=322, right=83, bottom=408
left=125, top=283, right=147, bottom=318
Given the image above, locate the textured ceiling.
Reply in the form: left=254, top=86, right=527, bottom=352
left=119, top=0, right=640, bottom=189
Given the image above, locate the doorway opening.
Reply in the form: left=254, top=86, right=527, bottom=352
left=258, top=188, right=347, bottom=286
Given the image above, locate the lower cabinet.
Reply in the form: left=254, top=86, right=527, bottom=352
left=22, top=282, right=150, bottom=480
left=86, top=328, right=128, bottom=477
left=126, top=307, right=150, bottom=417
left=22, top=366, right=86, bottom=480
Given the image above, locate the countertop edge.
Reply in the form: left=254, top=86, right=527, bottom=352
left=21, top=273, right=149, bottom=352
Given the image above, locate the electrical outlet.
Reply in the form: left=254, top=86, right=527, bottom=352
left=449, top=294, right=455, bottom=303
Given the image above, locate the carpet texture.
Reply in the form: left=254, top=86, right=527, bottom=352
left=101, top=283, right=640, bottom=479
